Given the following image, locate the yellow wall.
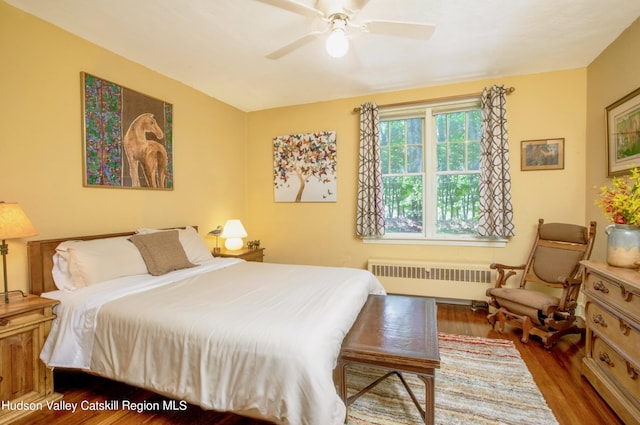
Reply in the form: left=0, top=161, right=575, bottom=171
left=0, top=2, right=248, bottom=292
left=246, top=70, right=589, bottom=299
left=586, top=17, right=640, bottom=261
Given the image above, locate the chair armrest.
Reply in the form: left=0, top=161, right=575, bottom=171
left=558, top=276, right=582, bottom=286
left=490, top=263, right=526, bottom=288
left=557, top=276, right=583, bottom=311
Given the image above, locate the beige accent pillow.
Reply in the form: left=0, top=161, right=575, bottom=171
left=136, top=226, right=213, bottom=264
left=129, top=230, right=196, bottom=276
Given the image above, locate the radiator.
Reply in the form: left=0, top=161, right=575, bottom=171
left=368, top=259, right=496, bottom=304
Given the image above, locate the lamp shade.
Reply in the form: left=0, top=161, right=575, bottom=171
left=326, top=29, right=348, bottom=58
left=221, top=219, right=247, bottom=250
left=0, top=202, right=37, bottom=240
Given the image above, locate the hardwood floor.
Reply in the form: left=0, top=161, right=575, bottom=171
left=14, top=303, right=621, bottom=425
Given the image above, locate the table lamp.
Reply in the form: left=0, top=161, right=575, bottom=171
left=0, top=202, right=37, bottom=303
left=221, top=219, right=247, bottom=250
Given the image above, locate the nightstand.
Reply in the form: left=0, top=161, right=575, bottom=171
left=213, top=247, right=265, bottom=262
left=0, top=294, right=62, bottom=424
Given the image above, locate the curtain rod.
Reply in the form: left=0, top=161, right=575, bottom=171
left=352, top=86, right=515, bottom=113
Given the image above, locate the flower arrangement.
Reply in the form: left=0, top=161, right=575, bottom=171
left=596, top=168, right=640, bottom=225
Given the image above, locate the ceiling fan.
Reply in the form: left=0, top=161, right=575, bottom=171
left=256, top=0, right=436, bottom=59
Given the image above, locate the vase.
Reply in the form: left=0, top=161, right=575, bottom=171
left=605, top=224, right=640, bottom=269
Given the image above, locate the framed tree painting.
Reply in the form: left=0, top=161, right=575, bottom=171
left=606, top=86, right=640, bottom=176
left=82, top=72, right=174, bottom=189
left=273, top=131, right=337, bottom=202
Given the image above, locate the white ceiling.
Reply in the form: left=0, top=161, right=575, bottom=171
left=6, top=0, right=640, bottom=112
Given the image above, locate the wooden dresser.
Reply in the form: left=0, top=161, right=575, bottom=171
left=581, top=261, right=640, bottom=425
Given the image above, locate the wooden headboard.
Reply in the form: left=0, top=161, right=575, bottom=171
left=27, top=226, right=198, bottom=295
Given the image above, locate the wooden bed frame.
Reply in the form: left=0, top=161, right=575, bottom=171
left=27, top=227, right=196, bottom=295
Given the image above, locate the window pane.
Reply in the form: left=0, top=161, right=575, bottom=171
left=468, top=110, right=482, bottom=141
left=468, top=141, right=480, bottom=170
left=390, top=121, right=405, bottom=146
left=407, top=118, right=422, bottom=145
left=379, top=121, right=389, bottom=147
left=390, top=147, right=405, bottom=173
left=436, top=174, right=480, bottom=234
left=436, top=115, right=446, bottom=142
left=380, top=147, right=389, bottom=174
left=436, top=143, right=446, bottom=171
left=448, top=143, right=465, bottom=171
left=382, top=175, right=423, bottom=233
left=448, top=112, right=465, bottom=142
left=407, top=146, right=422, bottom=172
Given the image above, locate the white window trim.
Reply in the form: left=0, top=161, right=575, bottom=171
left=362, top=236, right=507, bottom=247
left=376, top=97, right=503, bottom=246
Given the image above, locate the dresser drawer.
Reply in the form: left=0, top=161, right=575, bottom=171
left=0, top=311, right=48, bottom=333
left=591, top=335, right=640, bottom=407
left=586, top=300, right=640, bottom=354
left=584, top=271, right=640, bottom=321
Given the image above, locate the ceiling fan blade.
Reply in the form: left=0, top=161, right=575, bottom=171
left=266, top=31, right=324, bottom=59
left=254, top=0, right=324, bottom=18
left=362, top=20, right=435, bottom=40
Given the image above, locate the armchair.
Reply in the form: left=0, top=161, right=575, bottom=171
left=486, top=218, right=597, bottom=349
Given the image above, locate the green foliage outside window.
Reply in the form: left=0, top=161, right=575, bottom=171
left=380, top=108, right=481, bottom=235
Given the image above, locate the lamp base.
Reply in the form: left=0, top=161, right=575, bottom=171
left=224, top=238, right=243, bottom=250
left=3, top=289, right=27, bottom=303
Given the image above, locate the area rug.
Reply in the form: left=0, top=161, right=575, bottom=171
left=346, top=333, right=559, bottom=425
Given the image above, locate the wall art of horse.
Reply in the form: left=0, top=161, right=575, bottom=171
left=123, top=113, right=168, bottom=188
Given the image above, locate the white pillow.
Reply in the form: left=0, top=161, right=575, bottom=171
left=64, top=236, right=148, bottom=286
left=136, top=226, right=213, bottom=264
left=52, top=240, right=83, bottom=291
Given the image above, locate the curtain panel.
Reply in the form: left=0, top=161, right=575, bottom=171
left=356, top=102, right=385, bottom=237
left=479, top=85, right=516, bottom=237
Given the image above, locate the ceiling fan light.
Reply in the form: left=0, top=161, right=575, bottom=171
left=326, top=29, right=348, bottom=58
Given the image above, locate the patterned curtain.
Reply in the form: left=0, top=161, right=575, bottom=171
left=356, top=102, right=385, bottom=237
left=479, top=86, right=516, bottom=237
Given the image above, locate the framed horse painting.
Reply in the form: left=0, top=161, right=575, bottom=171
left=81, top=72, right=173, bottom=190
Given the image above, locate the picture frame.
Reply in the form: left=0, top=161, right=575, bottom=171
left=82, top=72, right=174, bottom=189
left=273, top=131, right=337, bottom=202
left=605, top=86, right=640, bottom=176
left=520, top=138, right=564, bottom=171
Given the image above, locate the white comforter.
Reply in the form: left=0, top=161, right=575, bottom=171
left=41, top=258, right=385, bottom=425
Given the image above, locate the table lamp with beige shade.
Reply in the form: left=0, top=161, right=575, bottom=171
left=0, top=202, right=37, bottom=303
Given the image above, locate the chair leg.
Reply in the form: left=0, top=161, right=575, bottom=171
left=521, top=316, right=533, bottom=344
left=486, top=311, right=497, bottom=327
left=496, top=308, right=507, bottom=333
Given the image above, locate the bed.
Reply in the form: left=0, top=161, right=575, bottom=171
left=27, top=226, right=386, bottom=425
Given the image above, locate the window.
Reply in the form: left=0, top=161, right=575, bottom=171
left=378, top=99, right=486, bottom=242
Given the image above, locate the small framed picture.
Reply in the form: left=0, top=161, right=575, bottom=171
left=520, top=138, right=564, bottom=171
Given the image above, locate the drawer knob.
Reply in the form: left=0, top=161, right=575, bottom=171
left=627, top=362, right=639, bottom=380
left=618, top=319, right=632, bottom=336
left=619, top=286, right=634, bottom=302
left=593, top=314, right=608, bottom=327
left=593, top=280, right=609, bottom=294
left=598, top=352, right=614, bottom=367
left=0, top=318, right=7, bottom=326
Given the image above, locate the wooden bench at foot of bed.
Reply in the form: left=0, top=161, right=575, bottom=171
left=336, top=294, right=440, bottom=425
